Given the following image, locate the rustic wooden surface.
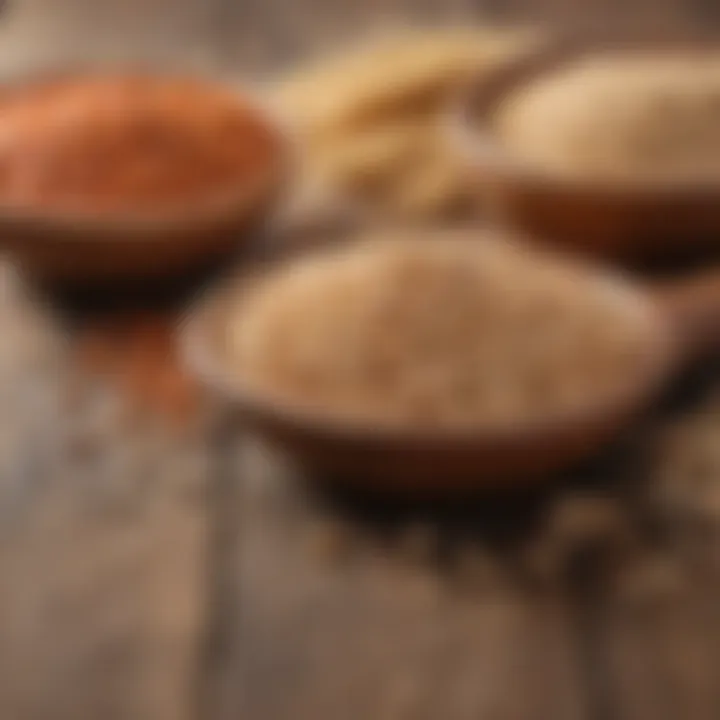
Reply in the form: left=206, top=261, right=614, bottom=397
left=231, top=403, right=720, bottom=720
left=0, top=271, right=208, bottom=720
left=0, top=3, right=719, bottom=720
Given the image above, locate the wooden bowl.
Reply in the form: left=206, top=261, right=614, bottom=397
left=181, top=254, right=686, bottom=497
left=452, top=32, right=720, bottom=263
left=0, top=72, right=291, bottom=285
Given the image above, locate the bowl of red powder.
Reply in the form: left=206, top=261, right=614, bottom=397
left=0, top=72, right=289, bottom=283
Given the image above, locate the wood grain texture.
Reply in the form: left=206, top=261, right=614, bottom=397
left=234, top=442, right=590, bottom=720
left=0, top=268, right=210, bottom=720
left=598, top=552, right=719, bottom=720
left=230, top=378, right=720, bottom=720
left=0, top=370, right=212, bottom=720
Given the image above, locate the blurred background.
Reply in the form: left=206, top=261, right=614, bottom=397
left=0, top=0, right=717, bottom=75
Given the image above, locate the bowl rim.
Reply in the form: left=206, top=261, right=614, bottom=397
left=447, top=28, right=720, bottom=200
left=0, top=66, right=297, bottom=239
left=180, top=229, right=677, bottom=448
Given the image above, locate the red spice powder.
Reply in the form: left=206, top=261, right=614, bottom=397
left=77, top=315, right=198, bottom=423
left=0, top=75, right=280, bottom=213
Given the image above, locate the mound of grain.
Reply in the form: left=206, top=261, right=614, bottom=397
left=231, top=235, right=655, bottom=429
left=495, top=53, right=720, bottom=181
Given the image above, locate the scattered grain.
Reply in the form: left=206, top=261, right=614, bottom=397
left=307, top=516, right=355, bottom=567
left=546, top=494, right=634, bottom=554
left=652, top=394, right=720, bottom=522
left=396, top=521, right=439, bottom=566
left=451, top=543, right=501, bottom=593
left=615, top=555, right=685, bottom=608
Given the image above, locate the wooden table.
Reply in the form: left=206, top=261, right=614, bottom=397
left=1, top=3, right=720, bottom=720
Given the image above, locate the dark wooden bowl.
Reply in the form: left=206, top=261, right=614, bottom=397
left=0, top=72, right=291, bottom=285
left=452, top=32, right=720, bottom=263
